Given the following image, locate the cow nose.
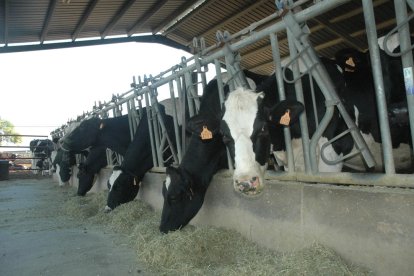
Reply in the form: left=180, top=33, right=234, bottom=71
left=233, top=176, right=263, bottom=196
left=104, top=206, right=112, bottom=213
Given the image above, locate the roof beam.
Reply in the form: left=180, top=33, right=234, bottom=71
left=72, top=0, right=100, bottom=41
left=152, top=0, right=202, bottom=35
left=101, top=0, right=137, bottom=39
left=248, top=17, right=397, bottom=72
left=311, top=17, right=364, bottom=51
left=40, top=0, right=58, bottom=44
left=3, top=0, right=8, bottom=46
left=0, top=35, right=190, bottom=54
left=127, top=0, right=169, bottom=36
left=195, top=0, right=269, bottom=42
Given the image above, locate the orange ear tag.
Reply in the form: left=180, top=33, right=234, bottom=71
left=200, top=126, right=213, bottom=140
left=279, top=109, right=291, bottom=126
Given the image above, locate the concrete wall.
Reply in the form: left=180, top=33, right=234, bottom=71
left=54, top=168, right=414, bottom=276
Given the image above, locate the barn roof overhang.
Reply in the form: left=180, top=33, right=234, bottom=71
left=1, top=0, right=412, bottom=75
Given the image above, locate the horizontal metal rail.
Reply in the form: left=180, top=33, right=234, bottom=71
left=270, top=171, right=414, bottom=188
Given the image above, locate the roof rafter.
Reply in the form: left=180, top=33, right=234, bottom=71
left=72, top=0, right=100, bottom=41
left=127, top=0, right=169, bottom=36
left=101, top=0, right=137, bottom=39
left=194, top=0, right=269, bottom=43
left=152, top=0, right=203, bottom=34
left=40, top=0, right=58, bottom=44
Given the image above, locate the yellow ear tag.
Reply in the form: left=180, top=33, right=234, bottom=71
left=279, top=109, right=291, bottom=126
left=200, top=126, right=213, bottom=140
left=345, top=57, right=355, bottom=72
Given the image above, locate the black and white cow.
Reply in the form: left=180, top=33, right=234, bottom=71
left=29, top=139, right=54, bottom=174
left=60, top=114, right=131, bottom=155
left=159, top=79, right=229, bottom=233
left=105, top=104, right=177, bottom=211
left=334, top=38, right=412, bottom=171
left=52, top=148, right=79, bottom=185
left=193, top=56, right=383, bottom=197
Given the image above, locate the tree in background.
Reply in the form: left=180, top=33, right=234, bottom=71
left=0, top=118, right=22, bottom=146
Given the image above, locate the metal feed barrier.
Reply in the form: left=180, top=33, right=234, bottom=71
left=53, top=0, right=414, bottom=188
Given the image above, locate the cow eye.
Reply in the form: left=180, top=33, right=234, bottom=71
left=168, top=193, right=182, bottom=205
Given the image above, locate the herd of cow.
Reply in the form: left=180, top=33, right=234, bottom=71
left=30, top=39, right=412, bottom=233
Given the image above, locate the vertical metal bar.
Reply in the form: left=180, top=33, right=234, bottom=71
left=144, top=90, right=158, bottom=167
left=270, top=32, right=295, bottom=172
left=176, top=75, right=187, bottom=154
left=169, top=80, right=182, bottom=162
left=214, top=58, right=234, bottom=171
left=287, top=29, right=312, bottom=173
left=182, top=57, right=199, bottom=116
left=150, top=90, right=163, bottom=166
left=362, top=0, right=395, bottom=173
left=394, top=0, right=414, bottom=152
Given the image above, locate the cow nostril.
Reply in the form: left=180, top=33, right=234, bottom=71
left=252, top=176, right=257, bottom=181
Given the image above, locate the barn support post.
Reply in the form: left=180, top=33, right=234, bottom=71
left=394, top=0, right=414, bottom=156
left=270, top=32, right=295, bottom=172
left=362, top=0, right=396, bottom=174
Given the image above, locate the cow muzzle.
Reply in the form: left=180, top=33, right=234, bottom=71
left=233, top=176, right=263, bottom=197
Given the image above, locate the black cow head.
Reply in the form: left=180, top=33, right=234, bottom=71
left=77, top=163, right=97, bottom=196
left=220, top=87, right=303, bottom=197
left=159, top=166, right=205, bottom=233
left=60, top=117, right=100, bottom=151
left=105, top=166, right=140, bottom=212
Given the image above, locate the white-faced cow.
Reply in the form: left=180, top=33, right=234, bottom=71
left=159, top=79, right=230, bottom=233
left=105, top=103, right=177, bottom=211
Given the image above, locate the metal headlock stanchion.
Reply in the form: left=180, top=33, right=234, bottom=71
left=277, top=2, right=376, bottom=173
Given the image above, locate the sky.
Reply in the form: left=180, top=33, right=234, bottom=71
left=0, top=42, right=193, bottom=151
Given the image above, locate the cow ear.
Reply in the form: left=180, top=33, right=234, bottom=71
left=267, top=100, right=304, bottom=126
left=186, top=114, right=220, bottom=140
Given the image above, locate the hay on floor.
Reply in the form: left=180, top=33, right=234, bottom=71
left=61, top=186, right=373, bottom=276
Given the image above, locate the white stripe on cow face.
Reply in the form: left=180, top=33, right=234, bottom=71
left=108, top=169, right=122, bottom=191
left=165, top=175, right=171, bottom=191
left=222, top=87, right=266, bottom=195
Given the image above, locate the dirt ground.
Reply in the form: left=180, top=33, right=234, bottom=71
left=0, top=177, right=150, bottom=276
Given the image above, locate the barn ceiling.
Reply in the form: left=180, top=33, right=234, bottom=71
left=0, top=0, right=411, bottom=75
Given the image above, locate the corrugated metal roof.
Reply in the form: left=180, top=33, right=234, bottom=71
left=0, top=0, right=411, bottom=74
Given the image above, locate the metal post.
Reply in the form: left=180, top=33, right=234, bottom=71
left=214, top=58, right=234, bottom=171
left=394, top=0, right=414, bottom=155
left=362, top=0, right=395, bottom=174
left=169, top=80, right=182, bottom=163
left=270, top=32, right=295, bottom=172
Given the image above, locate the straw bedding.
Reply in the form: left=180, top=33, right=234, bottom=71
left=61, top=187, right=373, bottom=276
